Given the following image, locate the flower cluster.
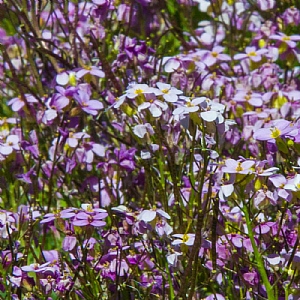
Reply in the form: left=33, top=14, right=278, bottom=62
left=1, top=0, right=300, bottom=299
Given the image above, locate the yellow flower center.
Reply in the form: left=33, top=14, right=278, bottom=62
left=161, top=89, right=169, bottom=94
left=270, top=127, right=281, bottom=139
left=211, top=51, right=218, bottom=57
left=247, top=51, right=257, bottom=57
left=134, top=89, right=144, bottom=95
left=182, top=234, right=189, bottom=243
left=282, top=36, right=291, bottom=41
left=235, top=162, right=244, bottom=172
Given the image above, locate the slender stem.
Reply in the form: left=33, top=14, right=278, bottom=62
left=243, top=205, right=275, bottom=300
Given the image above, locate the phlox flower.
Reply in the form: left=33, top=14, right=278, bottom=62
left=254, top=222, right=276, bottom=234
left=234, top=46, right=268, bottom=62
left=81, top=203, right=107, bottom=214
left=219, top=184, right=234, bottom=201
left=253, top=119, right=294, bottom=142
left=254, top=189, right=277, bottom=208
left=243, top=271, right=259, bottom=286
left=222, top=158, right=255, bottom=174
left=111, top=94, right=127, bottom=109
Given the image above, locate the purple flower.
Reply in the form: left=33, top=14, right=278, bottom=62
left=269, top=32, right=300, bottom=48
left=76, top=65, right=105, bottom=79
left=72, top=211, right=107, bottom=227
left=253, top=119, right=293, bottom=141
left=109, top=258, right=129, bottom=277
left=7, top=94, right=38, bottom=112
left=42, top=93, right=70, bottom=124
left=201, top=46, right=231, bottom=66
left=21, top=262, right=52, bottom=273
left=222, top=158, right=255, bottom=174
left=155, top=219, right=173, bottom=236
left=73, top=90, right=104, bottom=115
left=233, top=91, right=263, bottom=107
left=234, top=46, right=268, bottom=62
left=282, top=7, right=300, bottom=26
left=243, top=271, right=259, bottom=285
left=205, top=294, right=225, bottom=300
left=257, top=0, right=275, bottom=11
left=40, top=208, right=75, bottom=224
left=62, top=236, right=77, bottom=251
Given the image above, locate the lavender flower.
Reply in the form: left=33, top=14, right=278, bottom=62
left=73, top=90, right=103, bottom=115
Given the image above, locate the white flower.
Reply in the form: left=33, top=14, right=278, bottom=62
left=156, top=82, right=183, bottom=103
left=126, top=84, right=151, bottom=99
left=133, top=123, right=154, bottom=138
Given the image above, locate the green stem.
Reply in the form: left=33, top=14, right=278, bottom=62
left=243, top=206, right=275, bottom=300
